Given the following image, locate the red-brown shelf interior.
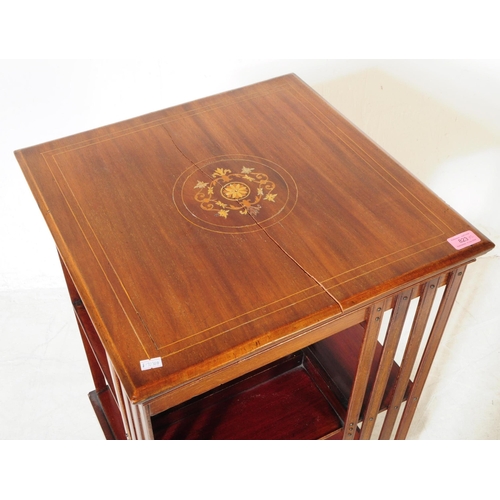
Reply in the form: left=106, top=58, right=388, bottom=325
left=150, top=324, right=409, bottom=440
left=309, top=322, right=410, bottom=419
left=152, top=351, right=346, bottom=440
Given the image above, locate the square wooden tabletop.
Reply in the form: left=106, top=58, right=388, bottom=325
left=15, top=74, right=494, bottom=404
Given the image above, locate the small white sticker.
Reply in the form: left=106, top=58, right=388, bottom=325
left=140, top=357, right=163, bottom=371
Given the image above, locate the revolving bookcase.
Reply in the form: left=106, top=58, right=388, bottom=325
left=15, top=74, right=494, bottom=439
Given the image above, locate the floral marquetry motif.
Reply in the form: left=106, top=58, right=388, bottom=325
left=221, top=182, right=250, bottom=201
left=193, top=165, right=277, bottom=219
left=173, top=155, right=298, bottom=234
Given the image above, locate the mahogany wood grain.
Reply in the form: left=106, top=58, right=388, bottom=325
left=379, top=276, right=441, bottom=439
left=360, top=287, right=414, bottom=438
left=151, top=351, right=344, bottom=440
left=14, top=74, right=495, bottom=439
left=341, top=300, right=386, bottom=439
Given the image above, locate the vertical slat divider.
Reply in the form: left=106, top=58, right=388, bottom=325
left=343, top=298, right=387, bottom=439
left=124, top=395, right=137, bottom=440
left=360, top=287, right=414, bottom=439
left=108, top=354, right=132, bottom=439
left=130, top=403, right=144, bottom=440
left=395, top=265, right=467, bottom=439
left=138, top=405, right=154, bottom=440
left=60, top=253, right=107, bottom=393
left=378, top=276, right=441, bottom=439
left=78, top=319, right=107, bottom=393
left=119, top=379, right=137, bottom=440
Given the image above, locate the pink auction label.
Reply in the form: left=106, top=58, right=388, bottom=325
left=447, top=230, right=481, bottom=250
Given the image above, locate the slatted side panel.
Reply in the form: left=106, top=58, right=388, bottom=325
left=394, top=266, right=467, bottom=439
left=342, top=298, right=387, bottom=439
left=107, top=356, right=133, bottom=439
left=343, top=265, right=467, bottom=440
left=107, top=354, right=155, bottom=440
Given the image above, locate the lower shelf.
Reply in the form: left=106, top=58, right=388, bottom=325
left=152, top=351, right=348, bottom=440
left=89, top=386, right=127, bottom=440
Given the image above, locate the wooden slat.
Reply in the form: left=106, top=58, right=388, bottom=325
left=76, top=318, right=107, bottom=393
left=360, top=287, right=414, bottom=439
left=343, top=299, right=387, bottom=439
left=130, top=402, right=144, bottom=440
left=138, top=405, right=154, bottom=440
left=378, top=276, right=440, bottom=439
left=121, top=382, right=137, bottom=440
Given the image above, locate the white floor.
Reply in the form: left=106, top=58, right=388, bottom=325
left=0, top=287, right=103, bottom=439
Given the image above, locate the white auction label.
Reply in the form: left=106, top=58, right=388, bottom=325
left=140, top=357, right=163, bottom=371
